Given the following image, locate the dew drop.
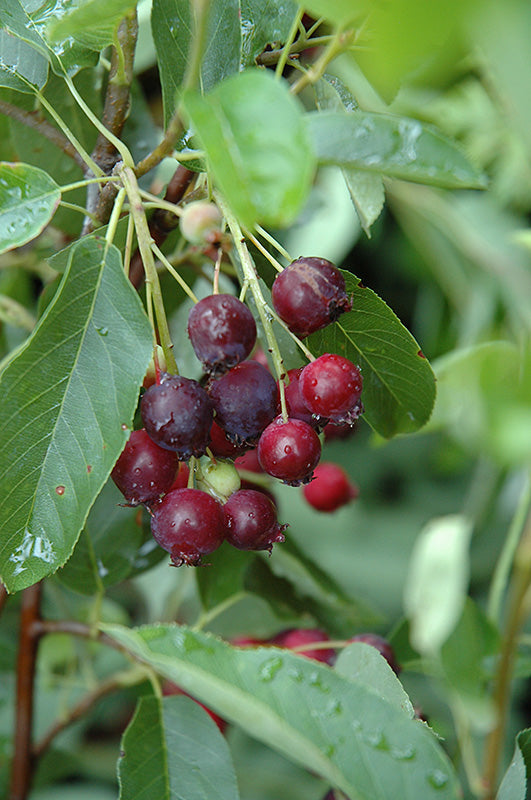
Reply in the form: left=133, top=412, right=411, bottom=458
left=55, top=485, right=65, bottom=495
left=96, top=326, right=108, bottom=336
left=259, top=656, right=283, bottom=682
left=427, top=770, right=448, bottom=789
left=390, top=744, right=416, bottom=761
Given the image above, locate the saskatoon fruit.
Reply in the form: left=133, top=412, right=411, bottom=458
left=280, top=367, right=322, bottom=428
left=299, top=353, right=363, bottom=424
left=257, top=416, right=321, bottom=486
left=349, top=633, right=400, bottom=675
left=141, top=373, right=213, bottom=459
left=303, top=462, right=359, bottom=513
left=111, top=428, right=179, bottom=505
left=208, top=360, right=278, bottom=445
left=270, top=627, right=335, bottom=664
left=180, top=200, right=223, bottom=245
left=188, top=294, right=257, bottom=375
left=271, top=257, right=352, bottom=338
left=208, top=420, right=249, bottom=459
left=150, top=487, right=226, bottom=566
left=223, top=489, right=286, bottom=552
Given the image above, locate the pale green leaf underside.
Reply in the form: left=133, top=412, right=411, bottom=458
left=0, top=161, right=60, bottom=254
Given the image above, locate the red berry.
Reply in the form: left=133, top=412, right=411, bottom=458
left=111, top=429, right=179, bottom=505
left=208, top=420, right=249, bottom=458
left=223, top=489, right=287, bottom=552
left=271, top=257, right=352, bottom=338
left=303, top=463, right=359, bottom=512
left=208, top=360, right=278, bottom=445
left=141, top=373, right=213, bottom=459
left=150, top=488, right=226, bottom=566
left=299, top=354, right=363, bottom=424
left=257, top=416, right=321, bottom=486
left=169, top=461, right=190, bottom=491
left=280, top=367, right=322, bottom=428
left=230, top=636, right=265, bottom=647
left=234, top=449, right=263, bottom=474
left=187, top=294, right=256, bottom=375
left=349, top=633, right=400, bottom=674
left=270, top=628, right=335, bottom=664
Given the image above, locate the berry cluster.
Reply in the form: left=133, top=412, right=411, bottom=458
left=111, top=255, right=363, bottom=567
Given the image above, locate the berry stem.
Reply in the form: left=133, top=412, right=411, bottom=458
left=254, top=225, right=293, bottom=262
left=290, top=29, right=355, bottom=96
left=213, top=248, right=222, bottom=294
left=151, top=242, right=199, bottom=303
left=275, top=7, right=304, bottom=79
left=266, top=304, right=316, bottom=362
left=105, top=187, right=126, bottom=247
left=120, top=166, right=178, bottom=374
left=123, top=212, right=135, bottom=278
left=245, top=231, right=285, bottom=273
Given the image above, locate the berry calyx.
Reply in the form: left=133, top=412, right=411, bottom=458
left=150, top=487, right=226, bottom=566
left=208, top=360, right=278, bottom=445
left=208, top=420, right=249, bottom=458
left=299, top=353, right=363, bottom=424
left=179, top=200, right=223, bottom=245
left=141, top=373, right=213, bottom=459
left=303, top=462, right=359, bottom=512
left=188, top=294, right=257, bottom=375
left=348, top=633, right=400, bottom=674
left=270, top=627, right=335, bottom=664
left=223, top=489, right=287, bottom=552
left=271, top=257, right=352, bottom=338
left=111, top=429, right=179, bottom=505
left=257, top=416, right=321, bottom=486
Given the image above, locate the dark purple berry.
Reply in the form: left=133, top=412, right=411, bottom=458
left=141, top=373, right=213, bottom=459
left=208, top=360, right=278, bottom=445
left=208, top=420, right=249, bottom=459
left=257, top=416, right=321, bottom=486
left=188, top=294, right=257, bottom=375
left=150, top=487, right=226, bottom=566
left=271, top=257, right=352, bottom=338
left=223, top=489, right=286, bottom=552
left=299, top=354, right=363, bottom=424
left=111, top=429, right=179, bottom=505
left=303, top=463, right=359, bottom=512
left=349, top=633, right=400, bottom=674
left=270, top=627, right=335, bottom=664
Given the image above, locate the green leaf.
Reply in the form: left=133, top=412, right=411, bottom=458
left=102, top=622, right=462, bottom=800
left=0, top=162, right=60, bottom=254
left=302, top=0, right=367, bottom=26
left=306, top=110, right=487, bottom=190
left=55, top=480, right=144, bottom=595
left=404, top=515, right=472, bottom=656
left=0, top=237, right=153, bottom=592
left=308, top=271, right=436, bottom=438
left=196, top=544, right=254, bottom=611
left=239, top=0, right=299, bottom=67
left=182, top=70, right=315, bottom=228
left=118, top=694, right=240, bottom=800
left=0, top=30, right=48, bottom=92
left=47, top=0, right=137, bottom=51
left=497, top=729, right=531, bottom=800
left=152, top=0, right=241, bottom=127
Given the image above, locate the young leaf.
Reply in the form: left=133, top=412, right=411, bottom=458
left=0, top=162, right=60, bottom=254
left=103, top=622, right=462, bottom=800
left=239, top=0, right=299, bottom=67
left=308, top=271, right=436, bottom=438
left=306, top=110, right=487, bottom=190
left=182, top=70, right=315, bottom=228
left=152, top=0, right=241, bottom=127
left=118, top=694, right=240, bottom=800
left=0, top=237, right=152, bottom=592
left=497, top=729, right=531, bottom=800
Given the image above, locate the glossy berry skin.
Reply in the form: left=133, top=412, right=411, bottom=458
left=257, top=416, right=321, bottom=486
left=271, top=257, right=352, bottom=338
left=111, top=429, right=178, bottom=505
left=299, top=354, right=363, bottom=424
left=224, top=489, right=286, bottom=552
left=141, top=373, right=213, bottom=459
left=270, top=628, right=335, bottom=664
left=150, top=488, right=226, bottom=566
left=280, top=367, right=322, bottom=428
left=208, top=420, right=249, bottom=459
left=349, top=633, right=400, bottom=675
left=303, top=463, right=359, bottom=512
left=188, top=294, right=257, bottom=375
left=208, top=360, right=278, bottom=445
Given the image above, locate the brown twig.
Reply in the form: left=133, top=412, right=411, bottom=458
left=0, top=581, right=8, bottom=617
left=9, top=583, right=43, bottom=800
left=0, top=101, right=85, bottom=169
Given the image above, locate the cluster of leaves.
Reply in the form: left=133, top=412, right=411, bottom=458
left=0, top=1, right=530, bottom=800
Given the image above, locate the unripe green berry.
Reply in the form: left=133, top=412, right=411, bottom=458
left=180, top=201, right=223, bottom=245
left=196, top=458, right=241, bottom=502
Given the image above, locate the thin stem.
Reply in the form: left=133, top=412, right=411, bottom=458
left=137, top=189, right=184, bottom=216
left=151, top=242, right=199, bottom=303
left=61, top=176, right=119, bottom=193
left=123, top=212, right=135, bottom=279
left=105, top=187, right=127, bottom=246
left=246, top=231, right=284, bottom=273
left=120, top=166, right=178, bottom=374
left=35, top=91, right=103, bottom=177
left=58, top=200, right=100, bottom=224
left=0, top=100, right=85, bottom=169
left=254, top=225, right=292, bottom=262
left=290, top=29, right=355, bottom=95
left=134, top=112, right=185, bottom=178
left=9, top=583, right=43, bottom=800
left=257, top=34, right=335, bottom=66
left=275, top=8, right=304, bottom=78
left=212, top=248, right=222, bottom=294
left=193, top=591, right=248, bottom=631
left=267, top=304, right=316, bottom=362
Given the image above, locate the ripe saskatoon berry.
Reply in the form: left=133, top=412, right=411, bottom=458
left=208, top=360, right=278, bottom=445
left=223, top=489, right=286, bottom=552
left=169, top=461, right=190, bottom=491
left=111, top=429, right=179, bottom=505
left=299, top=353, right=363, bottom=424
left=349, top=633, right=400, bottom=675
left=270, top=628, right=335, bottom=664
left=303, top=462, right=359, bottom=513
left=179, top=200, right=223, bottom=245
left=188, top=294, right=257, bottom=375
left=141, top=373, right=213, bottom=459
left=257, top=416, right=321, bottom=486
left=271, top=257, right=352, bottom=338
left=208, top=420, right=249, bottom=458
left=279, top=367, right=323, bottom=428
left=150, top=487, right=225, bottom=566
left=230, top=635, right=265, bottom=647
